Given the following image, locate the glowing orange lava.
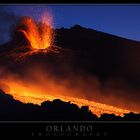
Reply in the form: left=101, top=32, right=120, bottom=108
left=1, top=79, right=131, bottom=117
left=18, top=12, right=54, bottom=50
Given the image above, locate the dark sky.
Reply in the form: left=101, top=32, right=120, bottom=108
left=1, top=4, right=140, bottom=44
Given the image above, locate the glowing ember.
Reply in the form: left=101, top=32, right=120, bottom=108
left=17, top=12, right=54, bottom=50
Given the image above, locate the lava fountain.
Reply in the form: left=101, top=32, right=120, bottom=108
left=17, top=12, right=54, bottom=50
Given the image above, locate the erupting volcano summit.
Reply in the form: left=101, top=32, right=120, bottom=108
left=16, top=13, right=54, bottom=50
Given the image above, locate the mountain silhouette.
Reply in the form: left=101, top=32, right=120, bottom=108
left=55, top=25, right=140, bottom=85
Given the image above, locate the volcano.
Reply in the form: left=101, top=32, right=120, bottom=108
left=0, top=21, right=140, bottom=118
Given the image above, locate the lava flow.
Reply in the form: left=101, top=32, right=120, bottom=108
left=1, top=79, right=130, bottom=117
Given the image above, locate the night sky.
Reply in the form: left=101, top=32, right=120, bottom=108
left=1, top=4, right=140, bottom=44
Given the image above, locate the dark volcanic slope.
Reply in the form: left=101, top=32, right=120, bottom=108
left=55, top=25, right=140, bottom=85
